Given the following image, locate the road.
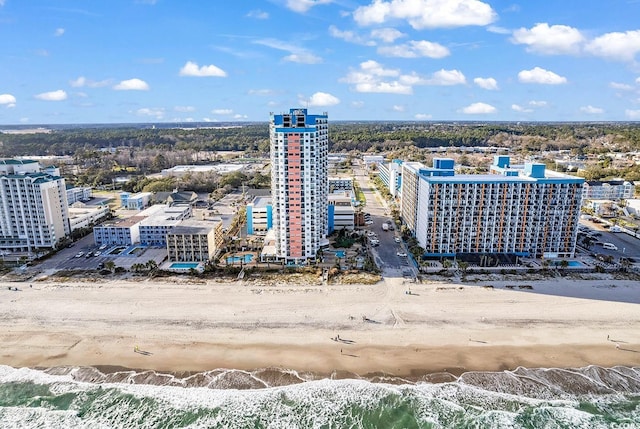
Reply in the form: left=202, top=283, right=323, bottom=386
left=354, top=163, right=415, bottom=278
left=580, top=220, right=640, bottom=263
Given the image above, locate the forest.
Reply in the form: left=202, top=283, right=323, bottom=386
left=1, top=121, right=639, bottom=188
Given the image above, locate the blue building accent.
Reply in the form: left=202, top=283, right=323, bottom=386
left=266, top=205, right=273, bottom=229
left=327, top=204, right=335, bottom=234
left=246, top=204, right=254, bottom=235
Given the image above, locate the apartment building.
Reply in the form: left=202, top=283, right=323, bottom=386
left=270, top=108, right=329, bottom=262
left=166, top=219, right=223, bottom=263
left=328, top=192, right=355, bottom=233
left=401, top=156, right=584, bottom=259
left=246, top=196, right=272, bottom=235
left=583, top=180, right=635, bottom=201
left=378, top=159, right=403, bottom=197
left=93, top=216, right=144, bottom=246
left=0, top=159, right=70, bottom=254
left=66, top=186, right=92, bottom=205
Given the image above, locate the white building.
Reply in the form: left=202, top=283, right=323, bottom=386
left=161, top=164, right=244, bottom=177
left=328, top=177, right=353, bottom=192
left=66, top=186, right=92, bottom=205
left=0, top=159, right=70, bottom=254
left=137, top=204, right=192, bottom=246
left=583, top=180, right=635, bottom=201
left=362, top=155, right=385, bottom=166
left=94, top=216, right=144, bottom=246
left=270, top=108, right=329, bottom=262
left=68, top=203, right=110, bottom=231
left=328, top=192, right=355, bottom=232
left=401, top=156, right=584, bottom=259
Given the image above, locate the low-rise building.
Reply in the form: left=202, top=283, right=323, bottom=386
left=120, top=192, right=152, bottom=210
left=68, top=203, right=110, bottom=231
left=161, top=164, right=244, bottom=177
left=166, top=219, right=224, bottom=262
left=583, top=180, right=635, bottom=201
left=328, top=192, right=355, bottom=233
left=66, top=186, right=92, bottom=204
left=378, top=160, right=403, bottom=197
left=246, top=196, right=272, bottom=235
left=362, top=155, right=385, bottom=166
left=328, top=177, right=353, bottom=192
left=94, top=216, right=145, bottom=246
left=137, top=205, right=192, bottom=246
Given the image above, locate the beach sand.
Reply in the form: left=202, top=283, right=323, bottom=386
left=0, top=275, right=639, bottom=377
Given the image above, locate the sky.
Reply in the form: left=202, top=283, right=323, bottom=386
left=1, top=0, right=640, bottom=124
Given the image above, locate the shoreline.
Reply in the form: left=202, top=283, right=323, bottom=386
left=1, top=275, right=639, bottom=379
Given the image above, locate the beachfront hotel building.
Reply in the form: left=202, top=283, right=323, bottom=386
left=0, top=159, right=70, bottom=255
left=270, top=108, right=329, bottom=262
left=166, top=219, right=224, bottom=263
left=378, top=159, right=403, bottom=197
left=401, top=156, right=584, bottom=259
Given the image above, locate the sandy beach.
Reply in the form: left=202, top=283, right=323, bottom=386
left=1, top=274, right=639, bottom=378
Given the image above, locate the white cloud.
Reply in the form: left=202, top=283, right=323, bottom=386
left=0, top=94, right=16, bottom=106
left=518, top=67, right=567, bottom=85
left=529, top=100, right=547, bottom=107
left=377, top=40, right=450, bottom=58
left=392, top=104, right=404, bottom=112
left=353, top=0, right=497, bottom=30
left=511, top=104, right=532, bottom=113
left=233, top=114, right=248, bottom=119
left=511, top=23, right=584, bottom=55
left=285, top=0, right=332, bottom=13
left=351, top=101, right=365, bottom=108
left=174, top=106, right=195, bottom=112
left=340, top=61, right=465, bottom=94
left=35, top=90, right=67, bottom=101
left=136, top=108, right=164, bottom=119
left=254, top=38, right=322, bottom=64
left=283, top=52, right=322, bottom=64
left=304, top=92, right=341, bottom=106
left=69, top=76, right=112, bottom=88
left=580, top=105, right=604, bottom=114
left=609, top=82, right=634, bottom=91
left=370, top=27, right=405, bottom=43
left=487, top=25, right=510, bottom=34
left=54, top=28, right=65, bottom=37
left=422, top=69, right=466, bottom=85
left=415, top=113, right=432, bottom=120
left=473, top=77, right=498, bottom=90
left=585, top=30, right=640, bottom=62
left=179, top=61, right=227, bottom=77
left=340, top=60, right=411, bottom=94
left=461, top=102, right=496, bottom=114
left=212, top=109, right=233, bottom=115
left=637, top=77, right=640, bottom=84
left=248, top=89, right=276, bottom=96
left=247, top=9, right=269, bottom=19
left=329, top=25, right=376, bottom=46
left=113, top=78, right=150, bottom=91
left=625, top=109, right=640, bottom=119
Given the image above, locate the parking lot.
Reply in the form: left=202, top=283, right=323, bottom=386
left=34, top=232, right=166, bottom=273
left=578, top=220, right=640, bottom=264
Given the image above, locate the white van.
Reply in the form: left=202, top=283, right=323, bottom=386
left=602, top=243, right=618, bottom=251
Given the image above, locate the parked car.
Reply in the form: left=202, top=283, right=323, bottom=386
left=99, top=244, right=108, bottom=250
left=396, top=251, right=407, bottom=257
left=394, top=237, right=401, bottom=243
left=94, top=251, right=101, bottom=257
left=75, top=252, right=84, bottom=258
left=85, top=251, right=93, bottom=258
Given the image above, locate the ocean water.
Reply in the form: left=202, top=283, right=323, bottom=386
left=0, top=365, right=638, bottom=428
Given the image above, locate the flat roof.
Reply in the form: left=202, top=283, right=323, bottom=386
left=251, top=196, right=272, bottom=208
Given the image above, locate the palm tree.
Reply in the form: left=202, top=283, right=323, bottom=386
left=104, top=261, right=116, bottom=273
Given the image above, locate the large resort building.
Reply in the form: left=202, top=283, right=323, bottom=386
left=0, top=159, right=70, bottom=254
left=270, top=108, right=329, bottom=263
left=401, top=156, right=584, bottom=259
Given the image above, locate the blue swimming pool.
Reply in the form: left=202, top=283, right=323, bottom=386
left=552, top=260, right=584, bottom=267
left=226, top=254, right=254, bottom=264
left=335, top=250, right=346, bottom=258
left=169, top=262, right=200, bottom=270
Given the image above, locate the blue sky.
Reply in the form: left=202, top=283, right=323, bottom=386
left=1, top=0, right=640, bottom=124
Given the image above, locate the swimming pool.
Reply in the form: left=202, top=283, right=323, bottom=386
left=169, top=262, right=200, bottom=270
left=335, top=250, right=346, bottom=258
left=552, top=260, right=585, bottom=267
left=226, top=254, right=254, bottom=264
